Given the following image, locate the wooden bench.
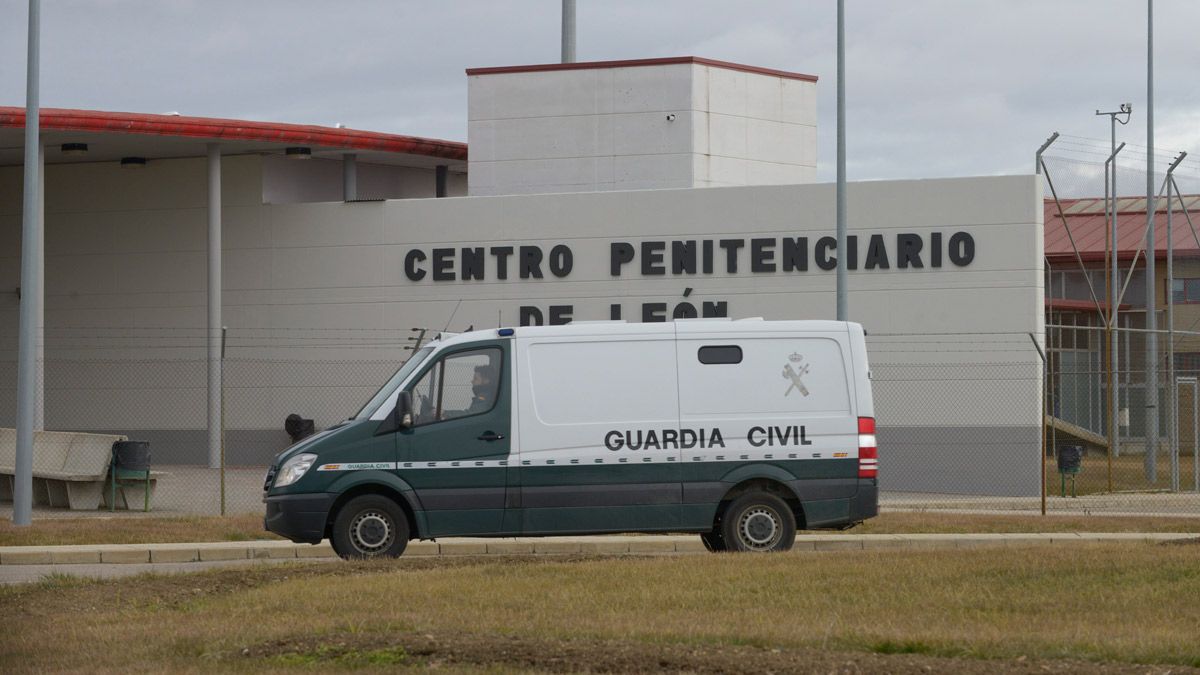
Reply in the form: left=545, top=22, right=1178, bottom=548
left=0, top=428, right=160, bottom=510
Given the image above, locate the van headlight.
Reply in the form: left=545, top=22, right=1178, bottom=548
left=274, top=453, right=318, bottom=488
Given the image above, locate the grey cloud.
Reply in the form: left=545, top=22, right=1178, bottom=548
left=2, top=0, right=1198, bottom=191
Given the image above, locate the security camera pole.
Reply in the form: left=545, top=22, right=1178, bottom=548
left=1096, top=103, right=1131, bottom=475
left=836, top=0, right=848, bottom=321
left=13, top=0, right=41, bottom=526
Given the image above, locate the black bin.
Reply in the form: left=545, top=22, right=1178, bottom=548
left=113, top=440, right=151, bottom=471
left=1057, top=444, right=1083, bottom=474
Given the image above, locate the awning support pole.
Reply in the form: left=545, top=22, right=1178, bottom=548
left=343, top=153, right=357, bottom=202
left=207, top=144, right=222, bottom=469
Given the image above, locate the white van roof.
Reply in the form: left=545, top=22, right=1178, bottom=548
left=431, top=319, right=860, bottom=348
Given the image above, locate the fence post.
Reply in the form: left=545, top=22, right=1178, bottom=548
left=1030, top=333, right=1047, bottom=515
left=220, top=325, right=227, bottom=516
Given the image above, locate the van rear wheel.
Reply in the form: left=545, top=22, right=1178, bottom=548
left=330, top=495, right=410, bottom=559
left=719, top=492, right=796, bottom=553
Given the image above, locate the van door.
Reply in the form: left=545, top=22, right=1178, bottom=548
left=514, top=329, right=682, bottom=534
left=396, top=342, right=512, bottom=537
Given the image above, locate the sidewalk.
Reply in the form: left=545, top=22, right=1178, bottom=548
left=2, top=532, right=1196, bottom=565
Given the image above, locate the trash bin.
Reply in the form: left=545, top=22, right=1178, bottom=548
left=113, top=440, right=151, bottom=471
left=110, top=440, right=152, bottom=511
left=1057, top=444, right=1083, bottom=475
left=1056, top=444, right=1083, bottom=497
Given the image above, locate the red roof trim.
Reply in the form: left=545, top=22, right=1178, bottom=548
left=466, top=56, right=818, bottom=82
left=1045, top=298, right=1131, bottom=312
left=1045, top=251, right=1200, bottom=264
left=0, top=107, right=467, bottom=161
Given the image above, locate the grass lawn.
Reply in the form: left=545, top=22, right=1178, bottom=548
left=0, top=513, right=274, bottom=547
left=1, top=543, right=1198, bottom=672
left=1, top=511, right=1196, bottom=548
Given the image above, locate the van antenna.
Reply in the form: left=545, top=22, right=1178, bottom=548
left=442, top=299, right=463, bottom=333
left=497, top=309, right=501, bottom=328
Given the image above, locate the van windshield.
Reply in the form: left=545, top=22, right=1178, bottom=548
left=352, top=347, right=433, bottom=420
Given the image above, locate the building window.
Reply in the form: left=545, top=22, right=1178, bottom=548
left=1171, top=278, right=1200, bottom=304
left=1174, top=353, right=1200, bottom=372
left=1046, top=311, right=1093, bottom=352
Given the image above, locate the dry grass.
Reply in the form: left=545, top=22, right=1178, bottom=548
left=0, top=513, right=275, bottom=547
left=1045, top=452, right=1199, bottom=496
left=1, top=543, right=1198, bottom=673
left=853, top=511, right=1200, bottom=534
left=0, top=510, right=1195, bottom=548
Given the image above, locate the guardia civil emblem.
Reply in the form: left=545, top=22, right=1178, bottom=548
left=782, top=352, right=810, bottom=397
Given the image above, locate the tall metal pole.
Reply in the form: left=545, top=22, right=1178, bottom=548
left=13, top=0, right=41, bottom=526
left=1105, top=119, right=1113, bottom=475
left=1035, top=132, right=1058, bottom=501
left=1104, top=142, right=1126, bottom=491
left=207, top=144, right=222, bottom=469
left=835, top=0, right=847, bottom=321
left=1111, top=115, right=1123, bottom=460
left=1144, top=0, right=1158, bottom=483
left=561, top=0, right=576, bottom=63
left=34, top=140, right=44, bottom=432
left=1166, top=151, right=1186, bottom=492
left=1096, top=104, right=1131, bottom=466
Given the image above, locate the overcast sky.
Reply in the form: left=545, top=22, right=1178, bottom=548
left=2, top=0, right=1199, bottom=191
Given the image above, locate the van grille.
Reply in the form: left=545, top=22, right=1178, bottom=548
left=263, top=465, right=278, bottom=492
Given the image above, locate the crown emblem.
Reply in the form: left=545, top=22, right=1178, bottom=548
left=788, top=352, right=803, bottom=363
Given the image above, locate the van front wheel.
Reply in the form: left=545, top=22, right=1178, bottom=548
left=330, top=495, right=410, bottom=559
left=719, top=492, right=796, bottom=553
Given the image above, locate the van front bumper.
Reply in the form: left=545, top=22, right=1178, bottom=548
left=264, top=493, right=335, bottom=544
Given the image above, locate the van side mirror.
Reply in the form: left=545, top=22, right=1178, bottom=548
left=396, top=391, right=414, bottom=428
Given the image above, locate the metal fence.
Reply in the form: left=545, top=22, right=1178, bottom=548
left=1, top=328, right=1198, bottom=521
left=1046, top=324, right=1200, bottom=494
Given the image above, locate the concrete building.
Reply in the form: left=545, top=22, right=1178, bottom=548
left=3, top=57, right=1047, bottom=500
left=1044, top=195, right=1200, bottom=445
left=467, top=57, right=818, bottom=195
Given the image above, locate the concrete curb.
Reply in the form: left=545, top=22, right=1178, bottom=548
left=1, top=532, right=1196, bottom=565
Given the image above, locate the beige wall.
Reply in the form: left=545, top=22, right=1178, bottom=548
left=0, top=172, right=1045, bottom=492
left=469, top=63, right=817, bottom=195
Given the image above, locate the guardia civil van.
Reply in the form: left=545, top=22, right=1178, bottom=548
left=263, top=319, right=878, bottom=557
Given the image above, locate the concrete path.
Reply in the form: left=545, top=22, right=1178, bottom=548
left=0, top=557, right=305, bottom=584
left=2, top=532, right=1197, bottom=584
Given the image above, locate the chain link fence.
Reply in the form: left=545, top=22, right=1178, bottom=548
left=2, top=327, right=1199, bottom=520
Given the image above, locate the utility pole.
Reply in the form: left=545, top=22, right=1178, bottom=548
left=13, top=0, right=42, bottom=527
left=1144, top=0, right=1158, bottom=483
left=835, top=0, right=847, bottom=321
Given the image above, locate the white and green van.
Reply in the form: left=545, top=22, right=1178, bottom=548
left=263, top=319, right=878, bottom=557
